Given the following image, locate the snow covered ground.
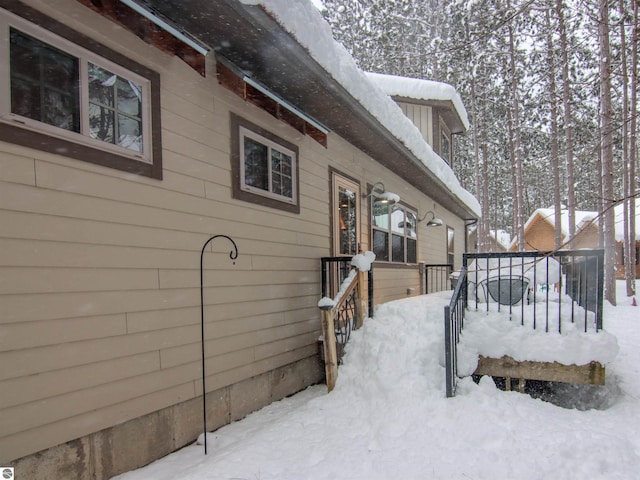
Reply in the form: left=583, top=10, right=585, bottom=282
left=114, top=281, right=639, bottom=480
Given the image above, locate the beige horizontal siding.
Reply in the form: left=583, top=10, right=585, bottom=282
left=0, top=351, right=161, bottom=409
left=0, top=149, right=36, bottom=185
left=373, top=267, right=422, bottom=306
left=0, top=0, right=468, bottom=465
left=0, top=314, right=127, bottom=352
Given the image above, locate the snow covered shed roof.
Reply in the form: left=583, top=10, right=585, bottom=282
left=140, top=0, right=480, bottom=218
left=525, top=208, right=599, bottom=237
left=365, top=72, right=470, bottom=133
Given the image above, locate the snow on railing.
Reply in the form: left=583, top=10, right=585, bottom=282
left=318, top=252, right=375, bottom=392
left=445, top=249, right=612, bottom=398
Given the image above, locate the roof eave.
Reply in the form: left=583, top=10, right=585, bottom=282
left=144, top=0, right=478, bottom=218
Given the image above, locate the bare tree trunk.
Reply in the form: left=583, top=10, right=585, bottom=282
left=507, top=0, right=525, bottom=251
left=620, top=0, right=635, bottom=297
left=628, top=0, right=638, bottom=297
left=599, top=0, right=617, bottom=305
left=481, top=141, right=491, bottom=250
left=470, top=76, right=487, bottom=252
left=556, top=0, right=576, bottom=248
left=546, top=7, right=562, bottom=250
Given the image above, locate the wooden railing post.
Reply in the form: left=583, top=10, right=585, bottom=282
left=320, top=305, right=338, bottom=392
left=355, top=269, right=367, bottom=329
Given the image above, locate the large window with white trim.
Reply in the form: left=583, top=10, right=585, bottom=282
left=0, top=6, right=162, bottom=178
left=372, top=201, right=418, bottom=264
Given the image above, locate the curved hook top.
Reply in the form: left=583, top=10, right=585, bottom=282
left=200, top=234, right=239, bottom=263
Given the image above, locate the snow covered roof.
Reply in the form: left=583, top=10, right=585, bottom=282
left=365, top=72, right=470, bottom=132
left=143, top=0, right=480, bottom=217
left=238, top=0, right=479, bottom=216
left=490, top=229, right=511, bottom=250
left=513, top=201, right=639, bottom=247
left=525, top=207, right=598, bottom=237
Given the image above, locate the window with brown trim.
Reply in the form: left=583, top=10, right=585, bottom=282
left=0, top=4, right=162, bottom=179
left=230, top=113, right=300, bottom=213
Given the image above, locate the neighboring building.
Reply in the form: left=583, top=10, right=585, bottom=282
left=615, top=199, right=640, bottom=279
left=509, top=207, right=599, bottom=252
left=0, top=0, right=479, bottom=478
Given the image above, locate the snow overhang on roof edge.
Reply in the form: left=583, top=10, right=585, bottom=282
left=143, top=0, right=480, bottom=218
left=365, top=72, right=470, bottom=132
left=240, top=0, right=480, bottom=218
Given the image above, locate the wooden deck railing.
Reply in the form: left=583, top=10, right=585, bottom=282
left=319, top=265, right=368, bottom=392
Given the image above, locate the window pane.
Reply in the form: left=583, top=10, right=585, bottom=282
left=89, top=103, right=115, bottom=144
left=118, top=114, right=142, bottom=152
left=373, top=230, right=389, bottom=262
left=117, top=77, right=142, bottom=116
left=89, top=64, right=115, bottom=107
left=392, top=233, right=404, bottom=262
left=406, top=211, right=417, bottom=239
left=447, top=227, right=455, bottom=253
left=441, top=131, right=451, bottom=163
left=339, top=187, right=357, bottom=255
left=407, top=238, right=417, bottom=264
left=271, top=149, right=293, bottom=198
left=391, top=205, right=405, bottom=234
left=244, top=137, right=268, bottom=190
left=10, top=29, right=79, bottom=132
left=372, top=202, right=389, bottom=229
left=89, top=63, right=143, bottom=152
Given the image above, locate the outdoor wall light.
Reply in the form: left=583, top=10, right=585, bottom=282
left=418, top=210, right=444, bottom=227
left=362, top=181, right=400, bottom=205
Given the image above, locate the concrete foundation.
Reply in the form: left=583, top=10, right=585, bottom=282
left=10, top=356, right=324, bottom=479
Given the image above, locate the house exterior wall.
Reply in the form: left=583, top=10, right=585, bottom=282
left=0, top=1, right=469, bottom=477
left=516, top=218, right=558, bottom=251
left=570, top=224, right=598, bottom=249
left=397, top=101, right=433, bottom=146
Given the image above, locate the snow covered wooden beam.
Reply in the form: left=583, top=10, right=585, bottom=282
left=474, top=356, right=606, bottom=386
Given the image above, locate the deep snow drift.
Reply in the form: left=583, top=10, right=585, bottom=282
left=114, top=281, right=640, bottom=480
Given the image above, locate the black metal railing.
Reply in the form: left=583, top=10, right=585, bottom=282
left=425, top=263, right=453, bottom=294
left=444, top=266, right=468, bottom=398
left=463, top=249, right=604, bottom=333
left=444, top=249, right=605, bottom=398
left=321, top=257, right=374, bottom=360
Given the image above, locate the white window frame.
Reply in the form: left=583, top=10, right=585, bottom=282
left=332, top=172, right=360, bottom=256
left=371, top=200, right=418, bottom=264
left=0, top=8, right=153, bottom=164
left=447, top=226, right=455, bottom=266
left=239, top=125, right=297, bottom=205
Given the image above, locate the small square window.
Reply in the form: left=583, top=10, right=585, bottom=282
left=231, top=114, right=300, bottom=213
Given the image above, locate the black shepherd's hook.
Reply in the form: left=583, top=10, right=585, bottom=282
left=200, top=235, right=238, bottom=455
